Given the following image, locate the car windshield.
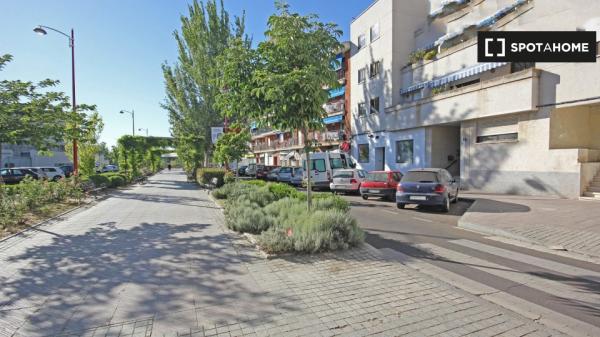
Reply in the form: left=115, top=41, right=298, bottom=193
left=333, top=171, right=353, bottom=178
left=329, top=157, right=346, bottom=169
left=366, top=172, right=388, bottom=182
left=402, top=171, right=439, bottom=183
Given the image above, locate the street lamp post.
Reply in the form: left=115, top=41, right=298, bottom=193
left=34, top=25, right=79, bottom=175
left=120, top=109, right=135, bottom=136
left=138, top=128, right=149, bottom=137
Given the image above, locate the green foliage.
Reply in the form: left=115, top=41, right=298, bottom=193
left=107, top=175, right=126, bottom=188
left=224, top=199, right=274, bottom=234
left=212, top=127, right=251, bottom=166
left=64, top=111, right=104, bottom=176
left=0, top=178, right=83, bottom=229
left=196, top=168, right=227, bottom=187
left=162, top=0, right=247, bottom=173
left=116, top=135, right=171, bottom=178
left=244, top=179, right=267, bottom=187
left=0, top=54, right=95, bottom=167
left=424, top=49, right=438, bottom=60
left=409, top=49, right=427, bottom=64
left=267, top=183, right=301, bottom=200
left=87, top=174, right=110, bottom=188
left=224, top=171, right=235, bottom=184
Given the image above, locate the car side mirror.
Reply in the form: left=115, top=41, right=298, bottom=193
left=350, top=162, right=356, bottom=169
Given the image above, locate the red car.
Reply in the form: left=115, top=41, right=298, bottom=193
left=360, top=171, right=403, bottom=201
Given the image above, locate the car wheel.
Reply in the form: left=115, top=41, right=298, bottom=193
left=441, top=198, right=450, bottom=213
left=397, top=203, right=405, bottom=209
left=362, top=195, right=368, bottom=200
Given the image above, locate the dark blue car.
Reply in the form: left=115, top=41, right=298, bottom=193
left=396, top=168, right=459, bottom=212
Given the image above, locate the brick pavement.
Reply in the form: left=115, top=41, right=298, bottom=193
left=0, top=171, right=558, bottom=336
left=458, top=194, right=600, bottom=259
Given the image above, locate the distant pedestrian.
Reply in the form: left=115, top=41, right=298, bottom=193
left=168, top=164, right=172, bottom=171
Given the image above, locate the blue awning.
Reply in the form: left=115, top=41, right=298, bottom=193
left=399, top=62, right=507, bottom=94
left=328, top=86, right=345, bottom=98
left=331, top=55, right=343, bottom=71
left=323, top=114, right=343, bottom=124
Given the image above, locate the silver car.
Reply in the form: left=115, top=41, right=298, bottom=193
left=277, top=167, right=301, bottom=183
left=329, top=169, right=367, bottom=194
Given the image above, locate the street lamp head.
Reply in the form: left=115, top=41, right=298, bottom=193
left=33, top=26, right=47, bottom=36
left=119, top=110, right=125, bottom=114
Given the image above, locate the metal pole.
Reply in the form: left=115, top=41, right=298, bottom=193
left=71, top=29, right=79, bottom=176
left=132, top=110, right=135, bottom=136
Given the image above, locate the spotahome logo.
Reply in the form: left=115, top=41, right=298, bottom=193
left=478, top=31, right=597, bottom=62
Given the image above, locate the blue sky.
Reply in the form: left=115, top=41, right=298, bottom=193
left=1, top=0, right=373, bottom=147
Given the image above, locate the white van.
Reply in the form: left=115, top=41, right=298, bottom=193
left=302, top=151, right=354, bottom=190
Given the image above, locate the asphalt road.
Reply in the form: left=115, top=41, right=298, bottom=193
left=345, top=193, right=600, bottom=332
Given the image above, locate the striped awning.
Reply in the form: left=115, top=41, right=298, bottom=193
left=399, top=62, right=507, bottom=94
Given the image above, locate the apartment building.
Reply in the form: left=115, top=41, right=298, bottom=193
left=350, top=0, right=600, bottom=198
left=251, top=43, right=352, bottom=166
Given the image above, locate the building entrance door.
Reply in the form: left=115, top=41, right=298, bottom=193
left=375, top=147, right=385, bottom=171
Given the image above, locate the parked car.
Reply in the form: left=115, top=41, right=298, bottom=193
left=330, top=169, right=367, bottom=194
left=290, top=168, right=304, bottom=186
left=360, top=171, right=403, bottom=201
left=277, top=166, right=301, bottom=183
left=19, top=167, right=49, bottom=180
left=238, top=165, right=248, bottom=176
left=266, top=167, right=281, bottom=181
left=0, top=168, right=40, bottom=184
left=256, top=165, right=276, bottom=180
left=39, top=167, right=65, bottom=181
left=396, top=168, right=459, bottom=212
left=302, top=151, right=354, bottom=190
left=245, top=164, right=257, bottom=177
left=101, top=165, right=119, bottom=173
left=59, top=165, right=74, bottom=177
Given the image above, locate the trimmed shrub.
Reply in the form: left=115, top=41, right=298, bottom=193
left=267, top=183, right=300, bottom=200
left=87, top=174, right=110, bottom=188
left=108, top=175, right=126, bottom=188
left=197, top=168, right=227, bottom=187
left=258, top=209, right=364, bottom=254
left=224, top=199, right=274, bottom=234
left=243, top=179, right=267, bottom=187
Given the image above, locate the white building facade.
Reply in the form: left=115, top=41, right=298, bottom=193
left=350, top=0, right=600, bottom=198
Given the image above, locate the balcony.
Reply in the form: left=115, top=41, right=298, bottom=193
left=323, top=99, right=345, bottom=115
left=252, top=138, right=303, bottom=153
left=328, top=86, right=345, bottom=99
left=386, top=68, right=540, bottom=129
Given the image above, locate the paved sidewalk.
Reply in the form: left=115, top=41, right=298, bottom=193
left=0, top=171, right=556, bottom=336
left=458, top=193, right=600, bottom=259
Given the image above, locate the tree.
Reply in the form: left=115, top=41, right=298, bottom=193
left=162, top=0, right=246, bottom=175
left=249, top=2, right=342, bottom=208
left=64, top=111, right=104, bottom=176
left=212, top=126, right=251, bottom=170
left=0, top=54, right=75, bottom=168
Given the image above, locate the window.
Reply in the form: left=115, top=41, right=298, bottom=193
left=357, top=34, right=366, bottom=50
left=392, top=172, right=403, bottom=182
left=402, top=171, right=439, bottom=183
left=476, top=133, right=518, bottom=143
left=369, top=61, right=381, bottom=78
left=330, top=158, right=345, bottom=169
left=370, top=97, right=380, bottom=114
left=477, top=116, right=519, bottom=143
left=358, top=144, right=369, bottom=163
left=370, top=23, right=380, bottom=42
left=396, top=140, right=414, bottom=164
left=358, top=68, right=366, bottom=83
left=0, top=169, right=8, bottom=176
left=358, top=103, right=367, bottom=116
left=304, top=159, right=326, bottom=172
left=367, top=172, right=388, bottom=182
left=357, top=170, right=367, bottom=178
left=333, top=171, right=353, bottom=178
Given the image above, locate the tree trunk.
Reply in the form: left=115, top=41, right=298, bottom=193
left=302, top=128, right=312, bottom=210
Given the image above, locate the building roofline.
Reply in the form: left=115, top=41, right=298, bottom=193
left=351, top=0, right=380, bottom=24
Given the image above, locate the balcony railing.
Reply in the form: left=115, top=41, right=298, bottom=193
left=251, top=131, right=343, bottom=152
left=323, top=99, right=345, bottom=114
left=328, top=86, right=345, bottom=99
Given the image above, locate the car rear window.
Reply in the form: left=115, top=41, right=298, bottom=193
left=333, top=171, right=353, bottom=178
left=402, top=171, right=439, bottom=183
left=366, top=172, right=389, bottom=182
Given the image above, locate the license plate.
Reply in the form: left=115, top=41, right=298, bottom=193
left=370, top=190, right=380, bottom=193
left=410, top=196, right=427, bottom=201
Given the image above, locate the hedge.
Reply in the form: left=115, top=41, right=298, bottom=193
left=197, top=168, right=227, bottom=187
